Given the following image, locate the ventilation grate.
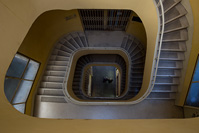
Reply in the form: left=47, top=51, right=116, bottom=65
left=79, top=9, right=131, bottom=31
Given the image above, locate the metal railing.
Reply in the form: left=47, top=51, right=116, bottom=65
left=144, top=0, right=165, bottom=98
left=61, top=1, right=165, bottom=105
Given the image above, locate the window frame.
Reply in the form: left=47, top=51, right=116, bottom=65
left=185, top=55, right=199, bottom=107
left=4, top=53, right=40, bottom=113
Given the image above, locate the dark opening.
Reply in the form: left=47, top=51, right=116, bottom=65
left=132, top=16, right=142, bottom=23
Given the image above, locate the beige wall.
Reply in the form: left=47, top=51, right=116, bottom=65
left=1, top=0, right=199, bottom=132
left=18, top=9, right=83, bottom=115
left=126, top=12, right=147, bottom=47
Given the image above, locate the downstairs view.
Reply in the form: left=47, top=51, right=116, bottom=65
left=3, top=0, right=199, bottom=120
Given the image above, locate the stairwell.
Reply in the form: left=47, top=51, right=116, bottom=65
left=34, top=0, right=190, bottom=119
left=149, top=0, right=189, bottom=99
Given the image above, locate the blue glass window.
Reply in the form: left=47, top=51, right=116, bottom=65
left=4, top=54, right=40, bottom=113
left=185, top=56, right=199, bottom=107
left=192, top=58, right=199, bottom=82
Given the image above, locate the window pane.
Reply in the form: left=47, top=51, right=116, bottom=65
left=13, top=104, right=25, bottom=114
left=23, top=60, right=39, bottom=80
left=6, top=54, right=29, bottom=78
left=193, top=58, right=199, bottom=81
left=12, top=80, right=33, bottom=104
left=186, top=83, right=199, bottom=107
left=4, top=78, right=20, bottom=102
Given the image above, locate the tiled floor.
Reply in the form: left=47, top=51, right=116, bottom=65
left=92, top=66, right=116, bottom=98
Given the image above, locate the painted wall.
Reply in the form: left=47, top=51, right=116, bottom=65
left=126, top=12, right=147, bottom=47
left=1, top=0, right=199, bottom=132
left=17, top=9, right=83, bottom=115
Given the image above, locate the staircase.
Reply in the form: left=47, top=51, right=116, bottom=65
left=149, top=0, right=189, bottom=99
left=36, top=0, right=189, bottom=104
left=37, top=31, right=146, bottom=103
left=72, top=54, right=127, bottom=99
left=38, top=32, right=88, bottom=103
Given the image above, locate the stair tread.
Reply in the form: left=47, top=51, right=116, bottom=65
left=154, top=83, right=179, bottom=85
left=162, top=39, right=187, bottom=42
left=163, top=26, right=188, bottom=34
left=160, top=48, right=185, bottom=52
left=156, top=75, right=180, bottom=77
left=152, top=90, right=177, bottom=92
left=160, top=0, right=182, bottom=16
left=163, top=13, right=187, bottom=25
left=146, top=98, right=175, bottom=100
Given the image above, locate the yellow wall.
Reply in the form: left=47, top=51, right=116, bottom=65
left=126, top=12, right=147, bottom=47
left=177, top=0, right=199, bottom=106
left=17, top=9, right=83, bottom=115
left=1, top=0, right=199, bottom=132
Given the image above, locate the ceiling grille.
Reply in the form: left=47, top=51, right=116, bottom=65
left=79, top=9, right=132, bottom=31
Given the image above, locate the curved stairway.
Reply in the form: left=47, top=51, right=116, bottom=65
left=37, top=32, right=146, bottom=103
left=37, top=0, right=190, bottom=104
left=149, top=0, right=189, bottom=99
left=38, top=32, right=88, bottom=103
left=72, top=54, right=127, bottom=100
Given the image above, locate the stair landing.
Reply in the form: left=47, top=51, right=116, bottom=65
left=34, top=97, right=183, bottom=119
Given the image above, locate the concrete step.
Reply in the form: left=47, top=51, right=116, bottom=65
left=152, top=85, right=177, bottom=92
left=78, top=32, right=89, bottom=47
left=132, top=55, right=145, bottom=62
left=164, top=13, right=187, bottom=26
left=130, top=78, right=143, bottom=83
left=156, top=69, right=181, bottom=77
left=55, top=43, right=74, bottom=53
left=70, top=32, right=85, bottom=47
left=128, top=40, right=140, bottom=54
left=48, top=61, right=69, bottom=66
left=50, top=55, right=70, bottom=61
left=160, top=0, right=181, bottom=16
left=40, top=82, right=63, bottom=89
left=163, top=29, right=188, bottom=41
left=43, top=76, right=64, bottom=83
left=38, top=88, right=65, bottom=96
left=44, top=70, right=66, bottom=77
left=46, top=65, right=68, bottom=71
left=164, top=3, right=187, bottom=22
left=132, top=62, right=145, bottom=68
left=163, top=26, right=188, bottom=34
left=159, top=51, right=184, bottom=60
left=161, top=42, right=186, bottom=52
left=121, top=36, right=128, bottom=48
left=147, top=92, right=176, bottom=99
left=157, top=60, right=183, bottom=69
left=38, top=95, right=67, bottom=103
left=164, top=17, right=189, bottom=32
left=155, top=77, right=179, bottom=84
left=132, top=60, right=145, bottom=65
left=62, top=38, right=78, bottom=51
left=65, top=35, right=81, bottom=49
left=53, top=49, right=71, bottom=57
left=131, top=48, right=144, bottom=58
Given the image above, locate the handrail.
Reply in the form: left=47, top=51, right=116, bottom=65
left=145, top=0, right=165, bottom=96
left=56, top=1, right=163, bottom=105
left=123, top=0, right=165, bottom=103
